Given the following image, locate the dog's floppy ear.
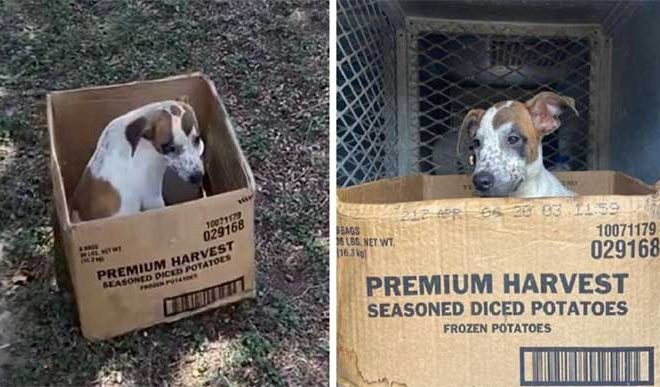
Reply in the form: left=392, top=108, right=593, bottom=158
left=125, top=110, right=172, bottom=156
left=525, top=92, right=578, bottom=136
left=456, top=108, right=485, bottom=156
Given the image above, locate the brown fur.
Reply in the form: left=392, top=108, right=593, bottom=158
left=525, top=92, right=577, bottom=135
left=491, top=102, right=540, bottom=163
left=180, top=103, right=198, bottom=136
left=143, top=110, right=174, bottom=153
left=493, top=101, right=508, bottom=110
left=125, top=116, right=147, bottom=156
left=460, top=109, right=485, bottom=138
left=457, top=108, right=486, bottom=157
left=125, top=110, right=174, bottom=155
left=176, top=95, right=191, bottom=104
left=71, top=170, right=121, bottom=221
left=488, top=92, right=577, bottom=164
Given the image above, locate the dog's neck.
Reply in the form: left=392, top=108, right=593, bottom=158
left=90, top=124, right=167, bottom=192
left=512, top=144, right=574, bottom=198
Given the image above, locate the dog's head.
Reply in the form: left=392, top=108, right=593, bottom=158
left=125, top=96, right=205, bottom=185
left=459, top=92, right=578, bottom=197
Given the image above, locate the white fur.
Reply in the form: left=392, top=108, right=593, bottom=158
left=512, top=144, right=575, bottom=198
left=472, top=101, right=575, bottom=198
left=83, top=101, right=203, bottom=218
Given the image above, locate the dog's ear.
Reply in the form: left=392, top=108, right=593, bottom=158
left=125, top=111, right=172, bottom=156
left=456, top=108, right=485, bottom=156
left=525, top=92, right=578, bottom=136
left=126, top=116, right=148, bottom=156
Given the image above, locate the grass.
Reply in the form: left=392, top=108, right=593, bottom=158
left=0, top=0, right=328, bottom=385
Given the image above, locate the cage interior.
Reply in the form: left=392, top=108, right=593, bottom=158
left=337, top=0, right=660, bottom=187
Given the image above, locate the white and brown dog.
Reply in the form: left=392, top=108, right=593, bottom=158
left=70, top=97, right=205, bottom=222
left=460, top=92, right=578, bottom=198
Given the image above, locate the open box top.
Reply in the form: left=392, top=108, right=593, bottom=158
left=338, top=171, right=656, bottom=205
left=47, top=72, right=255, bottom=228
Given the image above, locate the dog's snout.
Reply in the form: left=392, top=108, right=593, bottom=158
left=473, top=171, right=494, bottom=192
left=188, top=171, right=204, bottom=185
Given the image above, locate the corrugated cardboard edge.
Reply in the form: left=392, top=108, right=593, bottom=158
left=83, top=288, right=257, bottom=342
left=47, top=92, right=71, bottom=230
left=48, top=72, right=208, bottom=99
left=338, top=342, right=408, bottom=387
left=200, top=73, right=257, bottom=193
left=338, top=171, right=659, bottom=221
left=47, top=92, right=81, bottom=293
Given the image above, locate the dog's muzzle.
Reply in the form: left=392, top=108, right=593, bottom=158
left=473, top=171, right=494, bottom=193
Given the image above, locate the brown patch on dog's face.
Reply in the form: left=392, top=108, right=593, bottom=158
left=143, top=110, right=174, bottom=153
left=125, top=110, right=173, bottom=155
left=491, top=102, right=540, bottom=163
left=71, top=170, right=121, bottom=221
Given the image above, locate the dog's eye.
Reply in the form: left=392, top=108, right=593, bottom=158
left=162, top=142, right=179, bottom=155
left=507, top=135, right=521, bottom=145
left=192, top=135, right=201, bottom=147
left=472, top=139, right=481, bottom=148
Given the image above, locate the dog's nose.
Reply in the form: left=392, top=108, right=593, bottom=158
left=188, top=171, right=204, bottom=185
left=473, top=171, right=494, bottom=192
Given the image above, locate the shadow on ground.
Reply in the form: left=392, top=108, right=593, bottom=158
left=0, top=0, right=329, bottom=385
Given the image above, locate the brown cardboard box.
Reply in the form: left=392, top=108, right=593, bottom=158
left=48, top=73, right=256, bottom=340
left=338, top=171, right=660, bottom=386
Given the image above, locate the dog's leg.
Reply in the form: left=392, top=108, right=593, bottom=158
left=140, top=161, right=167, bottom=211
left=142, top=195, right=165, bottom=211
left=140, top=175, right=166, bottom=211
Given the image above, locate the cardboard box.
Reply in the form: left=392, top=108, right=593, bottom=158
left=338, top=171, right=660, bottom=386
left=48, top=73, right=256, bottom=340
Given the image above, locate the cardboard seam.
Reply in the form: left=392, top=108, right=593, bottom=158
left=200, top=74, right=257, bottom=193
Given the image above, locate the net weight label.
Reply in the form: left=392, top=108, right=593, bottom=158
left=591, top=222, right=660, bottom=260
left=79, top=244, right=122, bottom=264
left=336, top=225, right=391, bottom=259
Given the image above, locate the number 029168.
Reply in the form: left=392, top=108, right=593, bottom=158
left=203, top=212, right=245, bottom=242
left=591, top=222, right=660, bottom=259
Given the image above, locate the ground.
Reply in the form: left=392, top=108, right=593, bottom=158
left=0, top=0, right=329, bottom=385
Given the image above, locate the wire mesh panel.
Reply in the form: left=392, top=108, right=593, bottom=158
left=337, top=0, right=398, bottom=187
left=405, top=19, right=605, bottom=175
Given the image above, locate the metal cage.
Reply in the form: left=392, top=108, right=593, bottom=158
left=336, top=0, right=398, bottom=187
left=337, top=1, right=614, bottom=187
left=402, top=19, right=607, bottom=176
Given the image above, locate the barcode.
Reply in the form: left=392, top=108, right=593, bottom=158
left=163, top=276, right=244, bottom=317
left=520, top=347, right=654, bottom=386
